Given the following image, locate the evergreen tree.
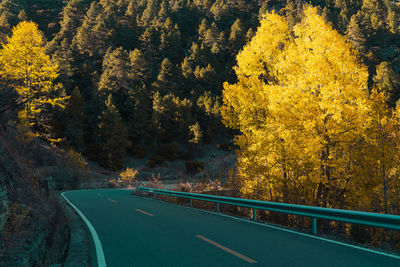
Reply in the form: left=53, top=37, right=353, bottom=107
left=64, top=87, right=86, bottom=151
left=74, top=1, right=102, bottom=57
left=373, top=61, right=400, bottom=105
left=157, top=0, right=170, bottom=26
left=97, top=94, right=130, bottom=170
left=152, top=58, right=181, bottom=95
left=98, top=47, right=133, bottom=119
left=346, top=14, right=366, bottom=54
left=141, top=0, right=159, bottom=26
left=229, top=19, right=246, bottom=53
left=139, top=26, right=160, bottom=66
left=159, top=18, right=182, bottom=63
left=0, top=13, right=10, bottom=43
left=130, top=48, right=151, bottom=84
left=57, top=0, right=91, bottom=41
left=17, top=10, right=27, bottom=21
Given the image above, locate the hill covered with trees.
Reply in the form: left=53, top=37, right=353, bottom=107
left=1, top=0, right=398, bottom=171
left=0, top=0, right=400, bottom=262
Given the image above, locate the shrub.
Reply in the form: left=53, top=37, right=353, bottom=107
left=66, top=149, right=88, bottom=173
left=119, top=168, right=138, bottom=184
left=149, top=174, right=162, bottom=188
left=185, top=160, right=205, bottom=173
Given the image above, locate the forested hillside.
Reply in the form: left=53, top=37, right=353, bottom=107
left=1, top=0, right=398, bottom=171
left=0, top=0, right=399, bottom=261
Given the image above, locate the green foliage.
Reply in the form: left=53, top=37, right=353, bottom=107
left=97, top=94, right=130, bottom=170
left=64, top=87, right=85, bottom=151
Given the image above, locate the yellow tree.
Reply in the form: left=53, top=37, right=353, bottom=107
left=221, top=6, right=384, bottom=209
left=0, top=21, right=67, bottom=140
left=359, top=90, right=400, bottom=213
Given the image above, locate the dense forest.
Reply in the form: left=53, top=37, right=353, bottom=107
left=0, top=0, right=399, bottom=217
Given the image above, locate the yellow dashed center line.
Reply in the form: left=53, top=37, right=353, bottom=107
left=196, top=235, right=257, bottom=264
left=136, top=209, right=154, bottom=216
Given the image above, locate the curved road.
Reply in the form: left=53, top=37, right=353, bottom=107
left=62, top=189, right=400, bottom=267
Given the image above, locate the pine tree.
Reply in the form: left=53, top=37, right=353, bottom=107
left=130, top=48, right=151, bottom=84
left=204, top=22, right=219, bottom=48
left=141, top=0, right=159, bottom=27
left=17, top=10, right=27, bottom=21
left=346, top=14, right=366, bottom=54
left=0, top=21, right=67, bottom=140
left=152, top=58, right=181, bottom=95
left=0, top=13, right=10, bottom=43
left=229, top=19, right=246, bottom=53
left=373, top=61, right=400, bottom=105
left=97, top=94, right=130, bottom=170
left=98, top=47, right=133, bottom=119
left=159, top=18, right=182, bottom=63
left=157, top=0, right=170, bottom=26
left=57, top=0, right=91, bottom=41
left=139, top=26, right=160, bottom=65
left=74, top=1, right=102, bottom=57
left=64, top=87, right=86, bottom=151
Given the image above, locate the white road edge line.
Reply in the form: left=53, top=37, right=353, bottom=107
left=196, top=234, right=257, bottom=263
left=61, top=192, right=107, bottom=267
left=136, top=208, right=155, bottom=216
left=139, top=195, right=400, bottom=260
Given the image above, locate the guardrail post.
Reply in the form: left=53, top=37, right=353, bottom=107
left=216, top=202, right=220, bottom=213
left=253, top=208, right=257, bottom=221
left=312, top=218, right=317, bottom=235
left=154, top=193, right=156, bottom=200
left=189, top=199, right=192, bottom=208
left=168, top=195, right=171, bottom=202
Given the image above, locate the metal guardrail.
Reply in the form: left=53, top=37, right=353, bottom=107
left=139, top=186, right=400, bottom=235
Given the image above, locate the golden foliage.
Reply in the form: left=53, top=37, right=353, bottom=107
left=119, top=168, right=139, bottom=184
left=222, top=6, right=400, bottom=212
left=0, top=21, right=68, bottom=139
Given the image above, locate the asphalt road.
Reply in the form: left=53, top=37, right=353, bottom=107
left=62, top=189, right=400, bottom=267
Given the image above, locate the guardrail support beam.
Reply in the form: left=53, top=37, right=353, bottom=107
left=312, top=218, right=317, bottom=235
left=189, top=199, right=192, bottom=208
left=216, top=202, right=220, bottom=213
left=253, top=208, right=257, bottom=221
left=154, top=193, right=156, bottom=200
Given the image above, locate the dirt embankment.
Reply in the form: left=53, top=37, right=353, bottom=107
left=0, top=133, right=69, bottom=266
